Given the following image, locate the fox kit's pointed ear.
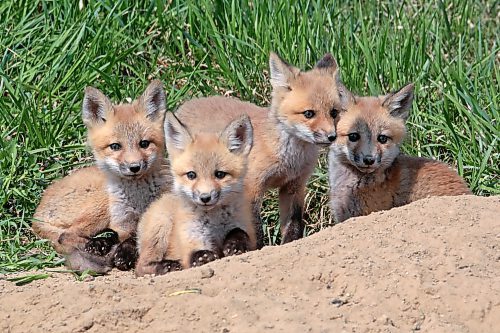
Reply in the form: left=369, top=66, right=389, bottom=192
left=140, top=80, right=167, bottom=121
left=82, top=87, right=113, bottom=127
left=331, top=68, right=354, bottom=109
left=382, top=83, right=414, bottom=121
left=269, top=52, right=300, bottom=89
left=164, top=112, right=192, bottom=152
left=221, top=115, right=253, bottom=156
left=337, top=80, right=356, bottom=108
left=314, top=54, right=352, bottom=107
left=315, top=53, right=338, bottom=72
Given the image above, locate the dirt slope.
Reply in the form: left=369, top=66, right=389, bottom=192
left=1, top=195, right=499, bottom=333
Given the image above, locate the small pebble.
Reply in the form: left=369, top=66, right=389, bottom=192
left=201, top=267, right=215, bottom=279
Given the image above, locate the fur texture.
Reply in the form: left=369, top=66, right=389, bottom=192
left=136, top=114, right=256, bottom=276
left=328, top=83, right=471, bottom=222
left=174, top=52, right=349, bottom=246
left=32, top=81, right=171, bottom=272
left=32, top=166, right=110, bottom=254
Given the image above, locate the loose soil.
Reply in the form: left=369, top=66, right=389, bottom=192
left=1, top=195, right=499, bottom=333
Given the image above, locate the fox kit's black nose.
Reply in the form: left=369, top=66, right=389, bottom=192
left=129, top=164, right=141, bottom=173
left=200, top=194, right=211, bottom=204
left=328, top=134, right=337, bottom=142
left=363, top=156, right=375, bottom=166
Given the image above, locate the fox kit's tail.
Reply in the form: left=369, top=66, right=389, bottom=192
left=64, top=248, right=115, bottom=274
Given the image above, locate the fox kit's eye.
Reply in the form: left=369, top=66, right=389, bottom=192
left=186, top=171, right=197, bottom=180
left=303, top=110, right=315, bottom=119
left=109, top=143, right=121, bottom=151
left=348, top=133, right=360, bottom=142
left=330, top=108, right=339, bottom=118
left=377, top=135, right=389, bottom=144
left=139, top=140, right=150, bottom=149
left=214, top=171, right=227, bottom=179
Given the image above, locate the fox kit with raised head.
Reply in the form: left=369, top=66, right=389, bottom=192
left=328, top=83, right=471, bottom=222
left=33, top=81, right=170, bottom=272
left=136, top=113, right=256, bottom=276
left=175, top=52, right=349, bottom=246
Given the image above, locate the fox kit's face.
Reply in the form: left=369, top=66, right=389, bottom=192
left=165, top=114, right=253, bottom=210
left=269, top=52, right=350, bottom=146
left=82, top=81, right=167, bottom=179
left=331, top=84, right=414, bottom=173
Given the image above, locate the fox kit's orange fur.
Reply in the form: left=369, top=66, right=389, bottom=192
left=175, top=52, right=349, bottom=246
left=328, top=83, right=471, bottom=222
left=136, top=113, right=255, bottom=276
left=32, top=81, right=170, bottom=272
left=32, top=166, right=112, bottom=272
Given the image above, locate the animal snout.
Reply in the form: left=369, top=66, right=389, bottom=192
left=129, top=163, right=141, bottom=173
left=327, top=133, right=337, bottom=142
left=362, top=155, right=375, bottom=166
left=314, top=131, right=336, bottom=145
left=199, top=193, right=211, bottom=204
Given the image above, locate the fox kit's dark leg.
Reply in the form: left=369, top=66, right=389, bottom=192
left=223, top=228, right=251, bottom=256
left=251, top=199, right=265, bottom=249
left=136, top=259, right=182, bottom=276
left=56, top=212, right=111, bottom=253
left=112, top=236, right=138, bottom=270
left=108, top=214, right=140, bottom=270
left=279, top=178, right=307, bottom=244
left=55, top=216, right=114, bottom=273
left=190, top=250, right=220, bottom=267
left=84, top=229, right=119, bottom=256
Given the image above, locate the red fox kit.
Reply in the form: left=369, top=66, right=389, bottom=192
left=328, top=83, right=471, bottom=222
left=175, top=52, right=349, bottom=246
left=136, top=113, right=255, bottom=276
left=32, top=80, right=170, bottom=272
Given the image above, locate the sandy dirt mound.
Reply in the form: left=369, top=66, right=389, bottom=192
left=1, top=195, right=499, bottom=333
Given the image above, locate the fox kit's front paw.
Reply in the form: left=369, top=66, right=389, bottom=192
left=156, top=260, right=182, bottom=275
left=135, top=259, right=182, bottom=277
left=190, top=250, right=219, bottom=268
left=223, top=228, right=250, bottom=257
left=113, top=237, right=138, bottom=270
left=84, top=229, right=119, bottom=256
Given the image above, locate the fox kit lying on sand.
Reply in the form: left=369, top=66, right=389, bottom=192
left=328, top=83, right=471, bottom=223
left=136, top=113, right=256, bottom=276
left=33, top=80, right=170, bottom=272
left=175, top=52, right=349, bottom=246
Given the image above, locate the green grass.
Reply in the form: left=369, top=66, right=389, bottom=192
left=1, top=0, right=498, bottom=273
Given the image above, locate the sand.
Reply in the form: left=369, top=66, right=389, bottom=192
left=1, top=195, right=499, bottom=333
